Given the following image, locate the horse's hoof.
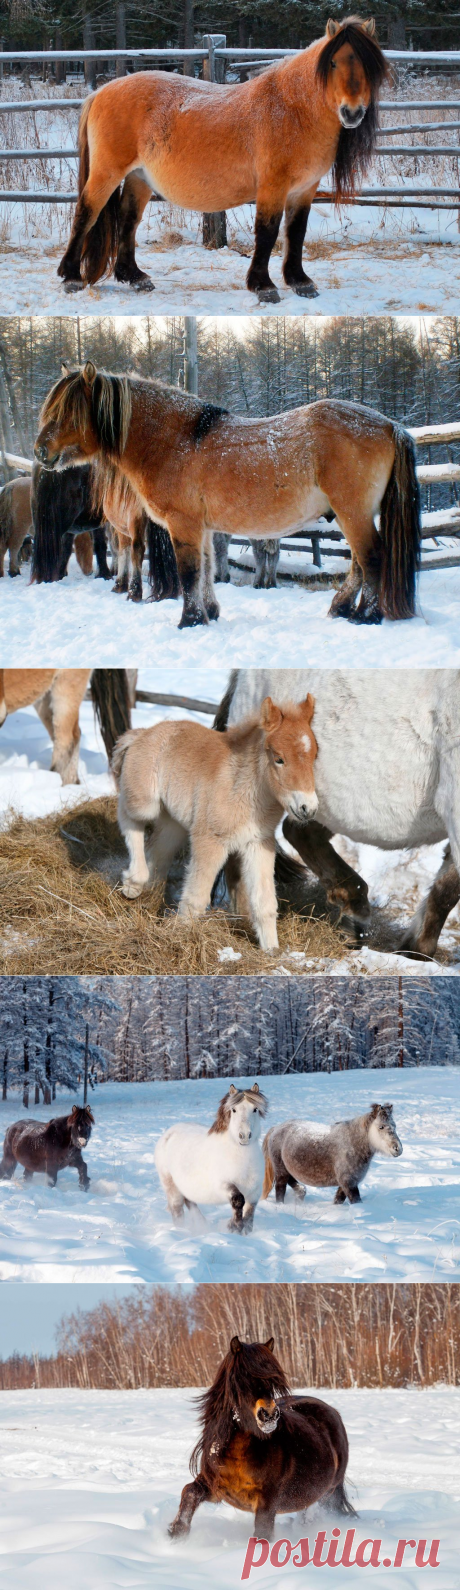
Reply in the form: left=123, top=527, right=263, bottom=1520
left=63, top=280, right=85, bottom=294
left=133, top=277, right=155, bottom=293
left=168, top=1521, right=189, bottom=1540
left=206, top=601, right=220, bottom=622
left=120, top=878, right=145, bottom=899
left=127, top=590, right=143, bottom=603
left=178, top=607, right=209, bottom=629
left=293, top=280, right=319, bottom=298
left=257, top=287, right=281, bottom=305
left=349, top=609, right=383, bottom=626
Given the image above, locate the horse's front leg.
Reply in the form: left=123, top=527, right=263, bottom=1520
left=241, top=1200, right=256, bottom=1233
left=69, top=1148, right=90, bottom=1190
left=45, top=1161, right=58, bottom=1187
left=119, top=803, right=152, bottom=898
left=179, top=835, right=228, bottom=918
left=167, top=514, right=209, bottom=628
left=114, top=173, right=155, bottom=292
left=254, top=1504, right=277, bottom=1542
left=247, top=193, right=284, bottom=304
left=228, top=1184, right=245, bottom=1232
left=241, top=839, right=279, bottom=954
left=128, top=523, right=145, bottom=603
left=283, top=196, right=319, bottom=297
left=169, top=1476, right=212, bottom=1539
left=202, top=528, right=220, bottom=621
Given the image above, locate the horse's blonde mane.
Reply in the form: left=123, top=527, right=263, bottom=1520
left=208, top=1086, right=268, bottom=1134
left=40, top=367, right=132, bottom=458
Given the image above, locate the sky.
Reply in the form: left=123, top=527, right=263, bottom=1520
left=0, top=1284, right=139, bottom=1357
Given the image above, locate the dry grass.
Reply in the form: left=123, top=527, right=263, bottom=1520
left=0, top=797, right=347, bottom=976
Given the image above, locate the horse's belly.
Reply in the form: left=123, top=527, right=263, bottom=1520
left=139, top=144, right=255, bottom=213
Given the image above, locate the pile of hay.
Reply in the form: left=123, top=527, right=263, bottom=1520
left=0, top=797, right=348, bottom=976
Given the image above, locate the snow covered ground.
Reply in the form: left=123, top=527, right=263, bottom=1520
left=1, top=1070, right=459, bottom=1284
left=0, top=1386, right=457, bottom=1589
left=2, top=552, right=460, bottom=667
left=1, top=198, right=459, bottom=316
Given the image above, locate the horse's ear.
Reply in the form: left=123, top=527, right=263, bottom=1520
left=264, top=1337, right=275, bottom=1352
left=83, top=360, right=97, bottom=387
left=230, top=1336, right=241, bottom=1355
left=228, top=1084, right=238, bottom=1095
left=252, top=1083, right=260, bottom=1093
left=71, top=1104, right=79, bottom=1116
left=61, top=361, right=71, bottom=376
left=326, top=18, right=339, bottom=37
left=300, top=693, right=315, bottom=725
left=382, top=1102, right=393, bottom=1114
left=260, top=697, right=283, bottom=735
left=362, top=17, right=376, bottom=35
left=369, top=1103, right=380, bottom=1118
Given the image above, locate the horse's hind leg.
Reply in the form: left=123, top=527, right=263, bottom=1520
left=336, top=521, right=383, bottom=626
left=400, top=845, right=460, bottom=959
left=94, top=525, right=112, bottom=579
left=179, top=835, right=228, bottom=918
left=147, top=814, right=187, bottom=881
left=119, top=809, right=152, bottom=898
left=169, top=1477, right=211, bottom=1539
left=160, top=1170, right=187, bottom=1222
left=246, top=194, right=283, bottom=303
left=58, top=172, right=122, bottom=290
left=167, top=514, right=208, bottom=628
left=213, top=532, right=231, bottom=583
left=45, top=671, right=87, bottom=785
left=251, top=538, right=280, bottom=589
left=202, top=529, right=220, bottom=621
left=0, top=1152, right=17, bottom=1180
left=228, top=1185, right=245, bottom=1232
left=128, top=522, right=145, bottom=603
left=112, top=535, right=130, bottom=593
left=114, top=173, right=155, bottom=292
left=328, top=554, right=362, bottom=620
left=283, top=198, right=319, bottom=298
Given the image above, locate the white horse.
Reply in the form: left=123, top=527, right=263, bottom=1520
left=216, top=668, right=460, bottom=957
left=155, top=1084, right=268, bottom=1232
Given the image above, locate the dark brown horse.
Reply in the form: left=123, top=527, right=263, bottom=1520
left=169, top=1336, right=354, bottom=1542
left=0, top=1105, right=95, bottom=1189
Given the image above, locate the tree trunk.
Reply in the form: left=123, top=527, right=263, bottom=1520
left=83, top=17, right=96, bottom=91
left=182, top=0, right=195, bottom=76
left=116, top=2, right=126, bottom=77
left=202, top=35, right=227, bottom=247
left=55, top=26, right=65, bottom=86
left=184, top=317, right=198, bottom=394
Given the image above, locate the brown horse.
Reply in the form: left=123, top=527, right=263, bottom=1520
left=0, top=668, right=132, bottom=780
left=169, top=1336, right=354, bottom=1542
left=57, top=18, right=386, bottom=303
left=0, top=471, right=110, bottom=581
left=34, top=364, right=421, bottom=630
left=92, top=464, right=179, bottom=605
left=0, top=1104, right=94, bottom=1189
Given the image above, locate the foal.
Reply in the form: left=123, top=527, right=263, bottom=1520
left=111, top=695, right=318, bottom=953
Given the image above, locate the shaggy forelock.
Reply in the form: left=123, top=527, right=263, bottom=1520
left=40, top=367, right=132, bottom=458
left=316, top=19, right=387, bottom=90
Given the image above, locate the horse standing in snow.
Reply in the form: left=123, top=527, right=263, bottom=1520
left=169, top=1335, right=354, bottom=1542
left=111, top=694, right=318, bottom=953
left=0, top=668, right=132, bottom=780
left=155, top=1084, right=268, bottom=1232
left=57, top=18, right=386, bottom=303
left=0, top=1105, right=95, bottom=1189
left=263, top=1103, right=403, bottom=1206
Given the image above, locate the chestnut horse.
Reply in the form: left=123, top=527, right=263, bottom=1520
left=34, top=364, right=421, bottom=630
left=0, top=1104, right=94, bottom=1189
left=92, top=463, right=180, bottom=604
left=112, top=694, right=318, bottom=952
left=169, top=1336, right=354, bottom=1542
left=57, top=18, right=386, bottom=303
left=0, top=668, right=132, bottom=780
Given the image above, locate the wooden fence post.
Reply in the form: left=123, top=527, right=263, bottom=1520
left=202, top=33, right=227, bottom=249
left=116, top=2, right=126, bottom=77
left=83, top=17, right=96, bottom=90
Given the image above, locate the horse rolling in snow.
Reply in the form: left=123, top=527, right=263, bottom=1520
left=156, top=1084, right=268, bottom=1233
left=0, top=1105, right=95, bottom=1190
left=57, top=18, right=386, bottom=304
left=34, top=363, right=421, bottom=630
left=111, top=694, right=318, bottom=953
left=263, top=1103, right=402, bottom=1207
left=169, top=1335, right=355, bottom=1542
left=0, top=668, right=132, bottom=780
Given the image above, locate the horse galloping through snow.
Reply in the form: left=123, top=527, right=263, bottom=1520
left=0, top=667, right=132, bottom=780
left=216, top=668, right=460, bottom=959
left=155, top=1084, right=268, bottom=1232
left=57, top=18, right=386, bottom=303
left=263, top=1103, right=403, bottom=1206
left=169, top=1335, right=355, bottom=1542
left=0, top=1104, right=95, bottom=1189
left=111, top=694, right=318, bottom=952
left=34, top=364, right=421, bottom=630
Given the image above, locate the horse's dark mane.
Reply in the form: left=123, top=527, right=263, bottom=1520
left=208, top=1085, right=268, bottom=1135
left=190, top=1341, right=289, bottom=1477
left=40, top=368, right=132, bottom=458
left=316, top=20, right=387, bottom=198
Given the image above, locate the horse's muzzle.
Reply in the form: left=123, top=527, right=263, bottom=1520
left=287, top=792, right=319, bottom=821
left=392, top=1138, right=403, bottom=1157
left=339, top=103, right=366, bottom=128
left=256, top=1406, right=280, bottom=1434
left=34, top=443, right=59, bottom=468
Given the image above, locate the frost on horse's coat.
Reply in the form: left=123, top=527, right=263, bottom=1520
left=155, top=1084, right=268, bottom=1232
left=263, top=1103, right=403, bottom=1206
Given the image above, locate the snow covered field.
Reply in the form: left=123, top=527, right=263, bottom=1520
left=2, top=553, right=460, bottom=667
left=0, top=1386, right=457, bottom=1589
left=1, top=669, right=459, bottom=976
left=1, top=1069, right=459, bottom=1283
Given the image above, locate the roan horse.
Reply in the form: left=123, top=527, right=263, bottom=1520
left=0, top=1104, right=95, bottom=1189
left=155, top=1084, right=268, bottom=1232
left=169, top=1336, right=354, bottom=1542
left=34, top=364, right=421, bottom=630
left=111, top=694, right=318, bottom=952
left=216, top=668, right=460, bottom=960
left=263, top=1103, right=403, bottom=1206
left=57, top=18, right=386, bottom=303
left=0, top=668, right=132, bottom=780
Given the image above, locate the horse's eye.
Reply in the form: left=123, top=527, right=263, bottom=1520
left=275, top=757, right=285, bottom=765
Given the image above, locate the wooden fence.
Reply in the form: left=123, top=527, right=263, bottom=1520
left=0, top=42, right=458, bottom=217
left=5, top=421, right=460, bottom=577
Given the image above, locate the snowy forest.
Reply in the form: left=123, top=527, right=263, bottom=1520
left=1, top=1, right=455, bottom=54
left=1, top=977, right=460, bottom=1100
left=0, top=316, right=459, bottom=516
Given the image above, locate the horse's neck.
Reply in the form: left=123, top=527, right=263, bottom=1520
left=281, top=46, right=340, bottom=150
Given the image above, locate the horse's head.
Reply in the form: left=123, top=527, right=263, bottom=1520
left=209, top=1083, right=268, bottom=1145
left=368, top=1102, right=403, bottom=1158
left=227, top=1337, right=288, bottom=1437
left=316, top=17, right=386, bottom=130
left=69, top=1104, right=95, bottom=1150
left=34, top=363, right=131, bottom=470
left=260, top=694, right=318, bottom=822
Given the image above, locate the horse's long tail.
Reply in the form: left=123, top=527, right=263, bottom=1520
left=78, top=97, right=121, bottom=285
left=262, top=1130, right=275, bottom=1198
left=90, top=670, right=132, bottom=761
left=323, top=1480, right=358, bottom=1518
left=379, top=424, right=421, bottom=620
left=147, top=520, right=181, bottom=601
left=213, top=669, right=239, bottom=732
left=31, top=465, right=64, bottom=582
left=111, top=727, right=140, bottom=784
